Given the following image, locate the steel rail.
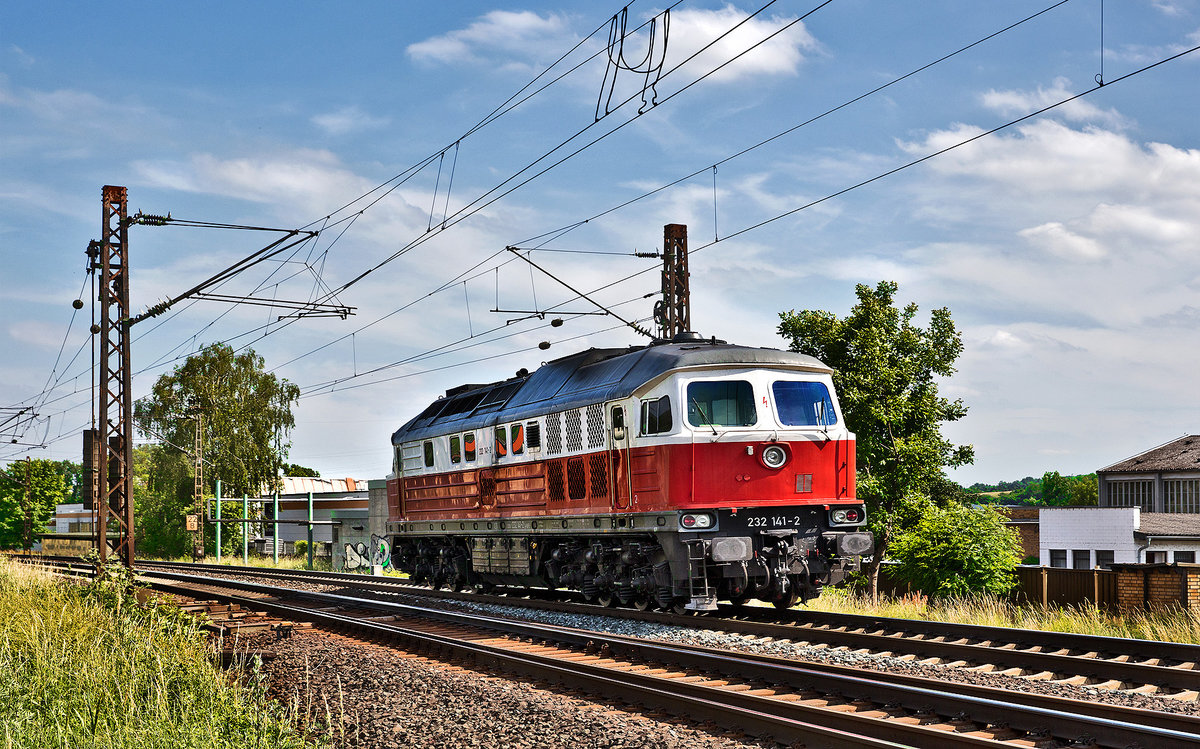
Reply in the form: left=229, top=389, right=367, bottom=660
left=131, top=559, right=1200, bottom=694
left=137, top=569, right=1200, bottom=749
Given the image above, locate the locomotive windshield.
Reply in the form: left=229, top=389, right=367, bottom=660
left=687, top=380, right=757, bottom=427
left=772, top=380, right=838, bottom=427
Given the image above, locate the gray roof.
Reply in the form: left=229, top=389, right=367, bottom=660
left=391, top=340, right=831, bottom=445
left=1136, top=513, right=1200, bottom=538
left=1099, top=435, right=1200, bottom=473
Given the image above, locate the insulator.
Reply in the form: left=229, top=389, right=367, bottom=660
left=72, top=299, right=84, bottom=310
left=550, top=318, right=563, bottom=327
left=89, top=324, right=100, bottom=335
left=538, top=341, right=551, bottom=350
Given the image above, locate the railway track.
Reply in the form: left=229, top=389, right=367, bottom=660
left=122, top=566, right=1200, bottom=748
left=23, top=555, right=1200, bottom=747
left=127, top=558, right=1200, bottom=702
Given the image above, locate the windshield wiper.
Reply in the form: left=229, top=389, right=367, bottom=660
left=690, top=397, right=719, bottom=437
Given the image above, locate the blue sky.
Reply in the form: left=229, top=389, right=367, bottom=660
left=2, top=1, right=1199, bottom=485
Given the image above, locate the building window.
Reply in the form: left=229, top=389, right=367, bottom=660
left=1071, top=550, right=1091, bottom=569
left=511, top=424, right=525, bottom=455
left=449, top=436, right=461, bottom=464
left=1147, top=550, right=1168, bottom=564
left=640, top=395, right=673, bottom=435
left=1164, top=479, right=1200, bottom=513
left=1049, top=549, right=1067, bottom=568
left=1095, top=550, right=1115, bottom=569
left=687, top=380, right=756, bottom=428
left=1175, top=551, right=1196, bottom=563
left=423, top=441, right=434, bottom=468
left=1107, top=479, right=1153, bottom=510
left=464, top=432, right=476, bottom=462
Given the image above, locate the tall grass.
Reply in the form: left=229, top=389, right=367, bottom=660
left=810, top=587, right=1200, bottom=644
left=0, top=558, right=320, bottom=749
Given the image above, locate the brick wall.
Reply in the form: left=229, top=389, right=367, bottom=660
left=1113, top=564, right=1200, bottom=611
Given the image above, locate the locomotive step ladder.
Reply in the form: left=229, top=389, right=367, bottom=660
left=684, top=538, right=718, bottom=611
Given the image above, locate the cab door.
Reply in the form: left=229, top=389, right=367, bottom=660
left=608, top=403, right=631, bottom=509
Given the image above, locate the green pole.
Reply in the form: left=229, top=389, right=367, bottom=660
left=306, top=491, right=314, bottom=570
left=242, top=494, right=249, bottom=565
left=215, top=480, right=222, bottom=563
left=273, top=493, right=279, bottom=565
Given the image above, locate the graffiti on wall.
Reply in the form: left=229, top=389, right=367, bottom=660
left=343, top=534, right=391, bottom=572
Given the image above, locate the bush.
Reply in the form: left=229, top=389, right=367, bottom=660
left=0, top=558, right=310, bottom=748
left=889, top=502, right=1023, bottom=598
left=293, top=539, right=308, bottom=557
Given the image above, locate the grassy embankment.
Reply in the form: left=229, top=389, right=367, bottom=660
left=810, top=586, right=1200, bottom=644
left=0, top=558, right=323, bottom=749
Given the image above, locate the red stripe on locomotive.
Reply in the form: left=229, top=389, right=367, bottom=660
left=388, top=437, right=855, bottom=522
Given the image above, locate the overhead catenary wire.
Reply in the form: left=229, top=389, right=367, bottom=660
left=9, top=2, right=1191, bottom=462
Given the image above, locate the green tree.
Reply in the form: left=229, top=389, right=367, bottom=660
left=889, top=502, right=1023, bottom=597
left=134, top=343, right=300, bottom=499
left=281, top=463, right=320, bottom=477
left=0, top=459, right=68, bottom=549
left=1069, top=474, right=1098, bottom=506
left=778, top=281, right=974, bottom=595
left=1041, top=470, right=1071, bottom=506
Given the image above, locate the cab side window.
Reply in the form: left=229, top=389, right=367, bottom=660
left=640, top=396, right=672, bottom=435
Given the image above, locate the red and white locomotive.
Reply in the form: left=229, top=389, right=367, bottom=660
left=385, top=334, right=872, bottom=610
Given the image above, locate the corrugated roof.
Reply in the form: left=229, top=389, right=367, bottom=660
left=1099, top=435, right=1200, bottom=473
left=1136, top=513, right=1200, bottom=537
left=391, top=340, right=832, bottom=445
left=267, top=477, right=369, bottom=496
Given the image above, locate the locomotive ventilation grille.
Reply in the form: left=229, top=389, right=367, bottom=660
left=547, top=459, right=566, bottom=502
left=546, top=413, right=563, bottom=455
left=588, top=453, right=608, bottom=496
left=585, top=403, right=604, bottom=449
left=565, top=408, right=583, bottom=452
left=567, top=457, right=587, bottom=500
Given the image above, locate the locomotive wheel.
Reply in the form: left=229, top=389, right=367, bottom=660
left=727, top=594, right=751, bottom=609
left=773, top=590, right=800, bottom=610
left=596, top=591, right=618, bottom=607
left=632, top=595, right=653, bottom=611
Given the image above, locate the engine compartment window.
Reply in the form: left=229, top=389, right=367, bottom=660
left=772, top=380, right=838, bottom=427
left=449, top=435, right=461, bottom=464
left=511, top=424, right=525, bottom=454
left=640, top=396, right=672, bottom=435
left=464, top=432, right=476, bottom=462
left=687, top=380, right=756, bottom=428
left=423, top=441, right=434, bottom=467
left=495, top=426, right=508, bottom=458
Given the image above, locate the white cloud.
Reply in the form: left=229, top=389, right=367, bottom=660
left=981, top=77, right=1127, bottom=129
left=311, top=106, right=389, bottom=136
left=7, top=320, right=65, bottom=348
left=407, top=10, right=571, bottom=66
left=661, top=5, right=818, bottom=83
left=1018, top=221, right=1105, bottom=261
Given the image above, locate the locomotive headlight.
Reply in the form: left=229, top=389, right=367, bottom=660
left=832, top=509, right=850, bottom=524
left=680, top=512, right=714, bottom=530
left=760, top=444, right=788, bottom=469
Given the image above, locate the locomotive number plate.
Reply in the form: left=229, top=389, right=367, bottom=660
left=744, top=514, right=806, bottom=529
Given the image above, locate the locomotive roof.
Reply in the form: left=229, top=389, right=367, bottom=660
left=391, top=340, right=832, bottom=445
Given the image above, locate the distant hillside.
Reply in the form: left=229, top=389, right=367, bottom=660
left=965, top=472, right=1097, bottom=506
